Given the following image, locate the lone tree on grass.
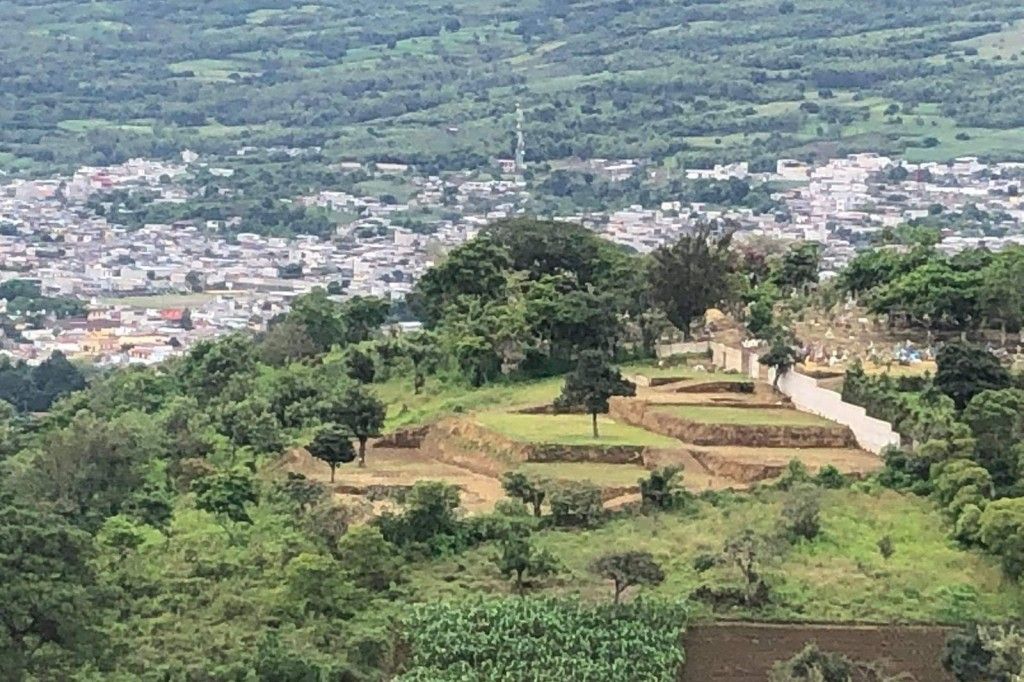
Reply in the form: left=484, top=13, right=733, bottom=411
left=721, top=529, right=773, bottom=606
left=307, top=425, right=356, bottom=483
left=590, top=551, right=665, bottom=604
left=555, top=350, right=635, bottom=438
left=495, top=534, right=559, bottom=595
left=320, top=385, right=387, bottom=467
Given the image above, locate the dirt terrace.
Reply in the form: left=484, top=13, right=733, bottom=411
left=280, top=373, right=882, bottom=515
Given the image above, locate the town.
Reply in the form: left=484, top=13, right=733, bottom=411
left=1, top=149, right=1023, bottom=365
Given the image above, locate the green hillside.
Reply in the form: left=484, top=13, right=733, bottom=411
left=5, top=0, right=1024, bottom=174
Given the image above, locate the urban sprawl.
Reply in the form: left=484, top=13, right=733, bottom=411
left=2, top=151, right=1023, bottom=366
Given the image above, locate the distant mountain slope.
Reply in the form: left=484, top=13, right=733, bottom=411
left=3, top=0, right=1024, bottom=173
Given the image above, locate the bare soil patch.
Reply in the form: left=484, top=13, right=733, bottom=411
left=682, top=622, right=953, bottom=682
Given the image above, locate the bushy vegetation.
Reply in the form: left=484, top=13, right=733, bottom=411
left=1, top=216, right=1021, bottom=678
left=841, top=244, right=1024, bottom=334
left=407, top=485, right=1024, bottom=624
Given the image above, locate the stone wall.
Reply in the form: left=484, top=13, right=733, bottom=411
left=704, top=342, right=901, bottom=455
left=667, top=380, right=754, bottom=394
left=422, top=418, right=531, bottom=477
left=529, top=443, right=644, bottom=464
left=609, top=397, right=857, bottom=449
left=768, top=368, right=902, bottom=454
left=711, top=342, right=745, bottom=373
left=656, top=340, right=711, bottom=358
left=374, top=425, right=431, bottom=448
left=689, top=449, right=790, bottom=484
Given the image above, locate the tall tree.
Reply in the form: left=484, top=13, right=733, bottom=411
left=404, top=331, right=440, bottom=395
left=338, top=296, right=389, bottom=345
left=648, top=225, right=734, bottom=336
left=0, top=494, right=100, bottom=678
left=409, top=235, right=511, bottom=327
left=259, top=317, right=318, bottom=366
left=17, top=410, right=166, bottom=527
left=979, top=246, right=1024, bottom=338
left=175, top=334, right=257, bottom=404
left=770, top=242, right=821, bottom=293
left=320, top=386, right=387, bottom=467
left=288, top=288, right=346, bottom=352
left=501, top=471, right=548, bottom=517
left=555, top=351, right=635, bottom=438
left=963, top=389, right=1024, bottom=490
left=935, top=341, right=1011, bottom=411
left=306, top=425, right=356, bottom=483
left=869, top=261, right=983, bottom=330
left=192, top=469, right=258, bottom=526
left=218, top=396, right=282, bottom=454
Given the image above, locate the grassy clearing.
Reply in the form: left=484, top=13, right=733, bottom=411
left=654, top=405, right=833, bottom=427
left=516, top=461, right=649, bottom=487
left=352, top=177, right=419, bottom=202
left=958, top=20, right=1024, bottom=58
left=57, top=118, right=152, bottom=134
left=375, top=360, right=679, bottom=431
left=374, top=376, right=564, bottom=431
left=405, top=487, right=1024, bottom=623
left=476, top=412, right=681, bottom=448
left=168, top=58, right=255, bottom=81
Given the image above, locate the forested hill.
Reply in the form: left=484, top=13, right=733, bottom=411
left=5, top=0, right=1024, bottom=174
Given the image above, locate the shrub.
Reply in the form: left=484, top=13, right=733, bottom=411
left=770, top=643, right=900, bottom=682
left=376, top=481, right=462, bottom=555
left=494, top=535, right=559, bottom=594
left=878, top=446, right=932, bottom=493
left=978, top=498, right=1024, bottom=578
left=548, top=481, right=604, bottom=528
left=781, top=486, right=821, bottom=542
left=814, top=465, right=846, bottom=489
left=944, top=625, right=1024, bottom=682
left=877, top=535, right=895, bottom=560
left=776, top=460, right=811, bottom=491
left=639, top=467, right=690, bottom=511
left=692, top=553, right=717, bottom=573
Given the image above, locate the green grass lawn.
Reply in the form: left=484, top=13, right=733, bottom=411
left=374, top=375, right=565, bottom=431
left=374, top=360, right=685, bottom=431
left=404, top=487, right=1024, bottom=624
left=516, top=461, right=648, bottom=487
left=476, top=412, right=681, bottom=448
left=654, top=405, right=833, bottom=427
